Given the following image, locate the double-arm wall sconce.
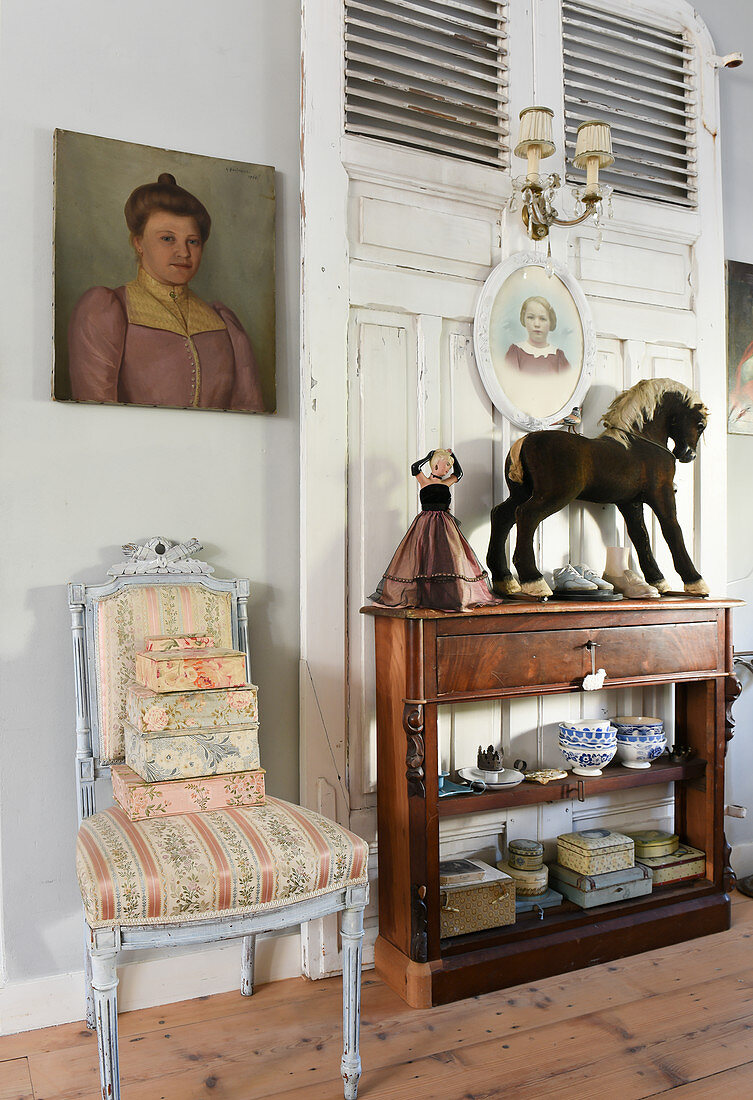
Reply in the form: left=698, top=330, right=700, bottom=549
left=512, top=106, right=614, bottom=240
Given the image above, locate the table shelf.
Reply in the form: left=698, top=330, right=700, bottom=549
left=363, top=600, right=741, bottom=1007
left=438, top=758, right=707, bottom=817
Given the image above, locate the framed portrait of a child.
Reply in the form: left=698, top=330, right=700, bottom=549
left=53, top=130, right=276, bottom=414
left=473, top=252, right=595, bottom=430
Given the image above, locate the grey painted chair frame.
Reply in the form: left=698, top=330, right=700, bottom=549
left=68, top=541, right=368, bottom=1099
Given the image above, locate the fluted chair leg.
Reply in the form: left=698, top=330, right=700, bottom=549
left=90, top=945, right=120, bottom=1100
left=240, top=933, right=256, bottom=996
left=84, top=925, right=95, bottom=1029
left=340, top=902, right=365, bottom=1100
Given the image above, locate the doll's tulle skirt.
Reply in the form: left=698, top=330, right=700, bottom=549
left=370, top=510, right=498, bottom=611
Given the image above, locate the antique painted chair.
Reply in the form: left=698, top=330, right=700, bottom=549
left=69, top=537, right=369, bottom=1100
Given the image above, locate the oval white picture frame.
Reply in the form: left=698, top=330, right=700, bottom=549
left=473, top=252, right=596, bottom=431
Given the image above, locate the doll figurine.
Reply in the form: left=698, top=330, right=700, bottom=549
left=370, top=448, right=499, bottom=611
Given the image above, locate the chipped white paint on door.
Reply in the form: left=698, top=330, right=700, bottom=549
left=301, top=0, right=727, bottom=976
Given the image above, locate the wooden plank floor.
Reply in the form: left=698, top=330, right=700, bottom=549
left=2, top=894, right=752, bottom=1099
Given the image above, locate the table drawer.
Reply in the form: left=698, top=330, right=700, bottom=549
left=436, top=619, right=721, bottom=695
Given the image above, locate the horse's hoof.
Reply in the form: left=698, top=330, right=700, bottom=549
left=521, top=577, right=553, bottom=598
left=654, top=578, right=671, bottom=594
left=492, top=575, right=522, bottom=596
left=684, top=579, right=710, bottom=597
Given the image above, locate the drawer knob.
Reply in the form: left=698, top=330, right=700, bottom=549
left=583, top=641, right=607, bottom=690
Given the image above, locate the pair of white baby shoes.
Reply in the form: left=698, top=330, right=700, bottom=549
left=552, top=564, right=614, bottom=593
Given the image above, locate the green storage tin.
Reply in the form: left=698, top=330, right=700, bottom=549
left=549, top=862, right=652, bottom=909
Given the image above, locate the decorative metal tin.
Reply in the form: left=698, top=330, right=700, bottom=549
left=440, top=864, right=515, bottom=937
left=508, top=839, right=544, bottom=871
left=496, top=859, right=548, bottom=896
left=549, top=862, right=652, bottom=909
left=625, top=829, right=680, bottom=859
left=557, top=828, right=634, bottom=875
left=636, top=845, right=706, bottom=885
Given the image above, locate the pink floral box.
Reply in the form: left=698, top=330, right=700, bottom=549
left=126, top=681, right=259, bottom=733
left=111, top=763, right=266, bottom=820
left=124, top=721, right=261, bottom=781
left=135, top=648, right=247, bottom=693
left=145, top=634, right=216, bottom=652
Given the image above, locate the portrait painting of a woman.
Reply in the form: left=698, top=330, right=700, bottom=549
left=54, top=130, right=276, bottom=414
left=68, top=174, right=265, bottom=412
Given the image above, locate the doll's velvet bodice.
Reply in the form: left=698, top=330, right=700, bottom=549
left=420, top=483, right=451, bottom=511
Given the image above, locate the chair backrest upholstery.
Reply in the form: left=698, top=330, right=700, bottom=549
left=68, top=539, right=250, bottom=818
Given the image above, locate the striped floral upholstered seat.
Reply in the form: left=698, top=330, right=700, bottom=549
left=77, top=796, right=369, bottom=929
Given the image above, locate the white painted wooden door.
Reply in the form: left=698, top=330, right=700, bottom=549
left=300, top=0, right=727, bottom=977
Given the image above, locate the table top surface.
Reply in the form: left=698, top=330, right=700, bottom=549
left=361, top=596, right=743, bottom=619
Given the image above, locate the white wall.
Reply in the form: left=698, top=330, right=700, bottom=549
left=692, top=0, right=753, bottom=874
left=0, top=0, right=302, bottom=1003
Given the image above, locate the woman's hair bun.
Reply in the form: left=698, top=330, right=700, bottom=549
left=125, top=173, right=211, bottom=242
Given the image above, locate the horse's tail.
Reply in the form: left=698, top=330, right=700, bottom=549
left=507, top=437, right=526, bottom=484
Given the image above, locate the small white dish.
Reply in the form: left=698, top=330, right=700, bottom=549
left=458, top=766, right=525, bottom=787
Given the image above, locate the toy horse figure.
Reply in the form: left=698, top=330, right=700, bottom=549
left=487, top=378, right=709, bottom=599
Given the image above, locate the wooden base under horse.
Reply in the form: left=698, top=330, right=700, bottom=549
left=487, top=378, right=710, bottom=599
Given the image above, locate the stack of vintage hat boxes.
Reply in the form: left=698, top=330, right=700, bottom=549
left=111, top=633, right=265, bottom=819
left=549, top=828, right=652, bottom=908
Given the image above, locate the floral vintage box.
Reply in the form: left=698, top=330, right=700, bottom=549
left=124, top=720, right=261, bottom=782
left=111, top=762, right=265, bottom=820
left=135, top=648, right=247, bottom=693
left=126, top=681, right=258, bottom=733
left=557, top=828, right=635, bottom=876
left=144, top=633, right=216, bottom=652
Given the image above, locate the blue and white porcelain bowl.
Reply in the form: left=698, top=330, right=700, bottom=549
left=558, top=722, right=616, bottom=777
left=612, top=717, right=666, bottom=769
left=611, top=716, right=664, bottom=739
left=559, top=718, right=613, bottom=735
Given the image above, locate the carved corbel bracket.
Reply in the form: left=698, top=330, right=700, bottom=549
left=725, top=672, right=743, bottom=754
left=403, top=702, right=426, bottom=798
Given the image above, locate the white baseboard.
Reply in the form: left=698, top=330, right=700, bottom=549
left=0, top=929, right=301, bottom=1036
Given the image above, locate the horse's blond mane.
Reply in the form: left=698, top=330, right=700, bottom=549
left=601, top=378, right=708, bottom=448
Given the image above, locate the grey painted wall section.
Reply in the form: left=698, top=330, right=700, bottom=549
left=0, top=0, right=301, bottom=982
left=692, top=0, right=753, bottom=875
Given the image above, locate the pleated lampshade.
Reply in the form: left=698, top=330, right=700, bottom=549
left=573, top=120, right=614, bottom=169
left=513, top=106, right=556, bottom=160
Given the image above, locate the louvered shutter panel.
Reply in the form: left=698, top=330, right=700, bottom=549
left=344, top=0, right=509, bottom=169
left=562, top=0, right=697, bottom=206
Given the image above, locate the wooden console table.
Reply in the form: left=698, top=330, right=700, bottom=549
left=361, top=598, right=742, bottom=1008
